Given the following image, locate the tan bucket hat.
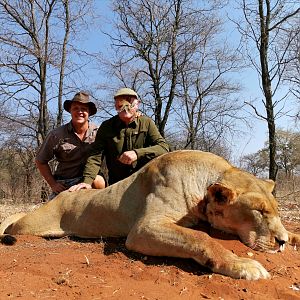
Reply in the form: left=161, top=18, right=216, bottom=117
left=63, top=91, right=97, bottom=116
left=114, top=88, right=138, bottom=99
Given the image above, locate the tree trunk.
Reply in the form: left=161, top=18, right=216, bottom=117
left=259, top=0, right=277, bottom=180
left=57, top=0, right=70, bottom=127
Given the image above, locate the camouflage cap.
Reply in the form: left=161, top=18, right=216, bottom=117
left=114, top=88, right=138, bottom=99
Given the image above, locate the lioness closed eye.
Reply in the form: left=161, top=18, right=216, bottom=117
left=1, top=150, right=299, bottom=280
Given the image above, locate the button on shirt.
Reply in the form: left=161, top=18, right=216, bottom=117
left=83, top=115, right=169, bottom=185
left=36, top=121, right=98, bottom=179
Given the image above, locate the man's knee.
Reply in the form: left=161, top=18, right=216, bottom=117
left=92, top=175, right=106, bottom=189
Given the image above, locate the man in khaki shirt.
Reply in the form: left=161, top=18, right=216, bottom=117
left=70, top=88, right=169, bottom=191
left=36, top=92, right=105, bottom=199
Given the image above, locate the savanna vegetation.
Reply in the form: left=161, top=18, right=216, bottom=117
left=0, top=0, right=299, bottom=203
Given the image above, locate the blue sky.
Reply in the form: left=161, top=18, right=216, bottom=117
left=81, top=1, right=297, bottom=159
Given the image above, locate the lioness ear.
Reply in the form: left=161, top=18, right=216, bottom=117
left=207, top=183, right=237, bottom=204
left=262, top=179, right=275, bottom=193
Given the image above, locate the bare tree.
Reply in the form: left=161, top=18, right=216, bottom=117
left=106, top=0, right=183, bottom=136
left=275, top=129, right=300, bottom=178
left=0, top=0, right=95, bottom=146
left=234, top=0, right=300, bottom=181
left=284, top=31, right=300, bottom=104
left=241, top=129, right=300, bottom=179
left=102, top=0, right=245, bottom=152
left=0, top=0, right=97, bottom=201
left=105, top=0, right=236, bottom=141
left=57, top=0, right=70, bottom=126
left=240, top=149, right=269, bottom=176
left=176, top=35, right=243, bottom=150
left=0, top=122, right=39, bottom=201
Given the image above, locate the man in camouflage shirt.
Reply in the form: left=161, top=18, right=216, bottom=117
left=69, top=88, right=169, bottom=191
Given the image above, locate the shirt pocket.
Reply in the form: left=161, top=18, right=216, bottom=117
left=132, top=130, right=147, bottom=148
left=55, top=139, right=77, bottom=160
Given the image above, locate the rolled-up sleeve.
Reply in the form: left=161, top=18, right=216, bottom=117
left=82, top=125, right=106, bottom=184
left=36, top=132, right=56, bottom=163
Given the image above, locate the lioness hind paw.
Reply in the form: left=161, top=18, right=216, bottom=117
left=1, top=234, right=17, bottom=245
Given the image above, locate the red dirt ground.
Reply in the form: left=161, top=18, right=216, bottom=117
left=0, top=220, right=300, bottom=300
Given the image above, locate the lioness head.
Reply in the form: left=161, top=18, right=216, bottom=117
left=205, top=168, right=288, bottom=253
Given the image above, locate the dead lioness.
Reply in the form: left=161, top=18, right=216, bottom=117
left=1, top=150, right=299, bottom=280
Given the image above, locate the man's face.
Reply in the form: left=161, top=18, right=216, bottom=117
left=114, top=95, right=139, bottom=123
left=70, top=102, right=89, bottom=125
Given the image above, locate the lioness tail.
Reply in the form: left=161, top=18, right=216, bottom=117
left=0, top=234, right=17, bottom=245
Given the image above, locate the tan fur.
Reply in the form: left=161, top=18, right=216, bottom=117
left=1, top=150, right=299, bottom=280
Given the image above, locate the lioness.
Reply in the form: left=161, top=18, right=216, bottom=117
left=1, top=150, right=299, bottom=280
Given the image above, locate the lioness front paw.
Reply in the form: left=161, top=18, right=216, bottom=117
left=289, top=232, right=300, bottom=250
left=221, top=257, right=270, bottom=280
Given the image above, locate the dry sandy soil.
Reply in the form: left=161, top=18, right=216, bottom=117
left=0, top=200, right=300, bottom=300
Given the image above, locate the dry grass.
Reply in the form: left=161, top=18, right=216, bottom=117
left=275, top=177, right=300, bottom=223
left=0, top=186, right=299, bottom=224
left=277, top=192, right=300, bottom=224
left=0, top=200, right=42, bottom=223
left=0, top=177, right=300, bottom=224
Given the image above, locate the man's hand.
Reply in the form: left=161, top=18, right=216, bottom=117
left=68, top=183, right=92, bottom=192
left=118, top=150, right=137, bottom=165
left=51, top=182, right=67, bottom=194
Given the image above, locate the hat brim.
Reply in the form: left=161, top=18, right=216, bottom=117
left=114, top=88, right=138, bottom=99
left=63, top=100, right=97, bottom=116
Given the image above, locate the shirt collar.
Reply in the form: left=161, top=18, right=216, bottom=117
left=67, top=120, right=97, bottom=136
left=115, top=115, right=138, bottom=128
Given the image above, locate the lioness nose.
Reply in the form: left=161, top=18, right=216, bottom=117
left=275, top=237, right=286, bottom=246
